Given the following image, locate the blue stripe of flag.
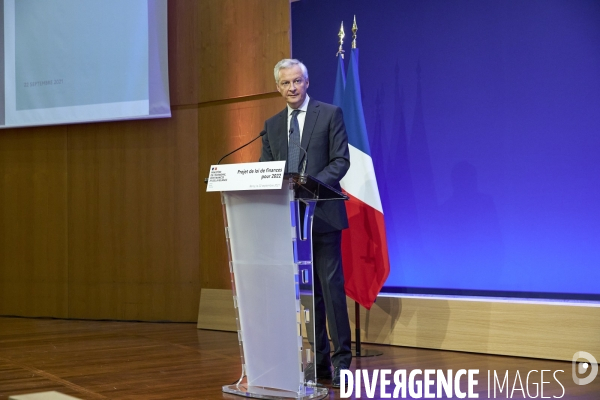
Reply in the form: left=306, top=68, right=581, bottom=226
left=333, top=55, right=346, bottom=108
left=341, top=48, right=372, bottom=157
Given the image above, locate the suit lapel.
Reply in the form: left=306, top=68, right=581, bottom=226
left=300, top=100, right=319, bottom=158
left=276, top=108, right=288, bottom=160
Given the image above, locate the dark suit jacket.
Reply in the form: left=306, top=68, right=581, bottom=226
left=260, top=99, right=350, bottom=233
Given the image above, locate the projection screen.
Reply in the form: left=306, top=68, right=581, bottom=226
left=1, top=0, right=170, bottom=129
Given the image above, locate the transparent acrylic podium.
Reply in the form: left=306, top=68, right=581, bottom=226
left=219, top=174, right=347, bottom=399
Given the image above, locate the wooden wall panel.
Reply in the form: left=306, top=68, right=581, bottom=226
left=197, top=288, right=236, bottom=330
left=198, top=95, right=285, bottom=289
left=168, top=0, right=199, bottom=106
left=67, top=108, right=199, bottom=321
left=354, top=295, right=600, bottom=362
left=0, top=127, right=68, bottom=318
left=0, top=0, right=290, bottom=322
left=199, top=0, right=290, bottom=102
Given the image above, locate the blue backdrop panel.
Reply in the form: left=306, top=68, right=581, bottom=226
left=291, top=0, right=600, bottom=299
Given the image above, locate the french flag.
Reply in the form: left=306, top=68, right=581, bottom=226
left=336, top=48, right=390, bottom=310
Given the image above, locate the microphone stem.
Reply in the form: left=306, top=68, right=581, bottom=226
left=217, top=134, right=262, bottom=165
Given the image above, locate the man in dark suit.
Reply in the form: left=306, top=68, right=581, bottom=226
left=259, top=58, right=351, bottom=388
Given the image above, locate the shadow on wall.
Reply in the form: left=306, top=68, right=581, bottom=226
left=354, top=295, right=493, bottom=354
left=435, top=160, right=504, bottom=288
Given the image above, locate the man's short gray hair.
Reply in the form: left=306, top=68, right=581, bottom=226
left=274, top=59, right=309, bottom=84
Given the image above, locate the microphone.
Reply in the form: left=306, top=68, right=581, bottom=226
left=288, top=126, right=308, bottom=184
left=217, top=130, right=266, bottom=165
left=204, top=130, right=266, bottom=184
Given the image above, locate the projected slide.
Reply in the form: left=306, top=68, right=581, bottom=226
left=2, top=0, right=170, bottom=129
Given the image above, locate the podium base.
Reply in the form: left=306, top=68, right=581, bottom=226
left=223, top=383, right=328, bottom=399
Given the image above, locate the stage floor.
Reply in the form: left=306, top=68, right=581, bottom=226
left=0, top=317, right=597, bottom=399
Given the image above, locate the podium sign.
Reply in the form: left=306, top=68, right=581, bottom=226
left=206, top=161, right=285, bottom=192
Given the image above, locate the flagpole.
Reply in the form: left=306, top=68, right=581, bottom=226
left=353, top=300, right=382, bottom=357
left=355, top=301, right=362, bottom=356
left=347, top=17, right=383, bottom=358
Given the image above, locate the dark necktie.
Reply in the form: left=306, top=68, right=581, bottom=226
left=287, top=109, right=301, bottom=174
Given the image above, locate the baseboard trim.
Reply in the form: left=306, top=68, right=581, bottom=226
left=197, top=288, right=600, bottom=361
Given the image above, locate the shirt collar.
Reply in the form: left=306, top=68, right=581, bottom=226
left=287, top=94, right=310, bottom=115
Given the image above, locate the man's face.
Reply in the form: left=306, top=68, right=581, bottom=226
left=276, top=65, right=309, bottom=109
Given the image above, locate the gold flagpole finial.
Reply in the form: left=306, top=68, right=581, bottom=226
left=352, top=15, right=358, bottom=49
left=336, top=22, right=345, bottom=58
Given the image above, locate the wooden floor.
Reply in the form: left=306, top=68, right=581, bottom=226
left=0, top=317, right=598, bottom=399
